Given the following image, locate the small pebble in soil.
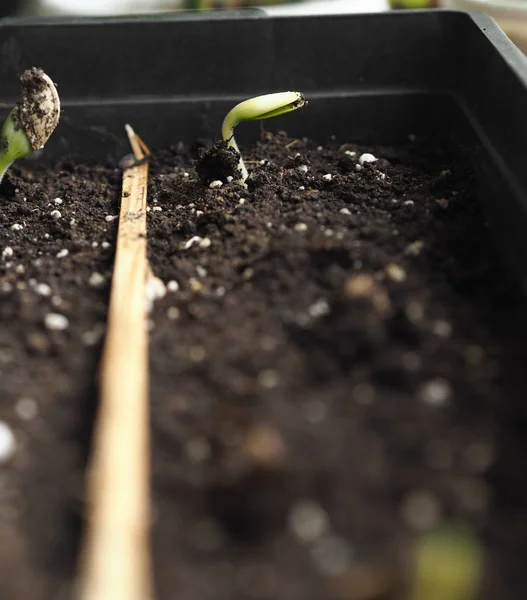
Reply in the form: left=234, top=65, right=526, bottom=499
left=189, top=278, right=203, bottom=292
left=351, top=382, right=376, bottom=406
left=2, top=247, right=13, bottom=259
left=11, top=223, right=23, bottom=231
left=189, top=519, right=224, bottom=553
left=167, top=280, right=179, bottom=292
left=288, top=500, right=329, bottom=544
left=82, top=324, right=106, bottom=346
left=35, top=283, right=52, bottom=297
left=339, top=208, right=351, bottom=215
left=405, top=301, right=424, bottom=323
left=44, top=313, right=69, bottom=331
left=384, top=263, right=407, bottom=283
left=56, top=249, right=69, bottom=259
left=101, top=241, right=110, bottom=249
left=189, top=346, right=206, bottom=362
left=15, top=397, right=38, bottom=421
left=257, top=368, right=280, bottom=389
left=50, top=210, right=61, bottom=219
left=0, top=421, right=15, bottom=463
left=302, top=399, right=327, bottom=424
left=432, top=320, right=453, bottom=339
left=425, top=440, right=452, bottom=470
left=152, top=206, right=162, bottom=212
left=402, top=351, right=422, bottom=371
left=185, top=437, right=210, bottom=463
left=245, top=424, right=286, bottom=468
left=311, top=536, right=352, bottom=575
left=323, top=174, right=332, bottom=181
left=209, top=180, right=223, bottom=189
left=418, top=378, right=452, bottom=407
left=293, top=223, right=308, bottom=232
left=465, top=344, right=485, bottom=365
left=53, top=197, right=63, bottom=205
left=400, top=490, right=441, bottom=530
left=91, top=241, right=98, bottom=248
left=358, top=153, right=378, bottom=166
left=464, top=442, right=495, bottom=473
left=88, top=272, right=105, bottom=288
left=166, top=307, right=180, bottom=320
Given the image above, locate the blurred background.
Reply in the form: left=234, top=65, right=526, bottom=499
left=1, top=0, right=527, bottom=54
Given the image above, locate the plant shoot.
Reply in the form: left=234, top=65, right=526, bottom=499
left=0, top=67, right=60, bottom=185
left=222, top=91, right=306, bottom=184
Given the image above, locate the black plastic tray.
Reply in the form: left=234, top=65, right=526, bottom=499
left=1, top=9, right=527, bottom=285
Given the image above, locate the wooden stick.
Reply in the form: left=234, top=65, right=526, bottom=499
left=77, top=125, right=153, bottom=600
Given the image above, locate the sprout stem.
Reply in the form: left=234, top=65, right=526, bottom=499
left=222, top=91, right=306, bottom=185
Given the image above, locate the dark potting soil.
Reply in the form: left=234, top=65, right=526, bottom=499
left=0, top=131, right=526, bottom=600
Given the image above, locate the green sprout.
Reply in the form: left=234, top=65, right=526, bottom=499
left=408, top=524, right=483, bottom=600
left=222, top=91, right=306, bottom=185
left=0, top=67, right=60, bottom=185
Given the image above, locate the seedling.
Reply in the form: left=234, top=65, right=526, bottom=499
left=222, top=91, right=306, bottom=184
left=0, top=67, right=60, bottom=185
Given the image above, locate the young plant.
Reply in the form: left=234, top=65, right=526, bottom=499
left=0, top=67, right=60, bottom=185
left=222, top=91, right=306, bottom=185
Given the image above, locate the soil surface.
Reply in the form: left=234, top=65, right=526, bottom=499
left=0, top=132, right=526, bottom=600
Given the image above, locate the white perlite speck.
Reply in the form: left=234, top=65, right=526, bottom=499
left=288, top=500, right=329, bottom=544
left=167, top=280, right=179, bottom=293
left=322, top=174, right=332, bottom=181
left=297, top=165, right=308, bottom=174
left=0, top=421, right=15, bottom=463
left=145, top=275, right=167, bottom=312
left=105, top=215, right=118, bottom=222
left=419, top=378, right=452, bottom=407
left=44, top=313, right=69, bottom=331
left=196, top=266, right=207, bottom=278
left=2, top=247, right=13, bottom=259
left=53, top=198, right=63, bottom=205
left=358, top=153, right=377, bottom=165
left=101, top=241, right=110, bottom=249
left=11, top=223, right=23, bottom=231
left=56, top=249, right=69, bottom=259
left=209, top=180, right=223, bottom=189
left=88, top=272, right=105, bottom=288
left=167, top=307, right=180, bottom=320
left=308, top=299, right=330, bottom=318
left=35, top=283, right=52, bottom=297
left=15, top=397, right=38, bottom=421
left=50, top=210, right=61, bottom=219
left=339, top=208, right=351, bottom=215
left=294, top=223, right=308, bottom=232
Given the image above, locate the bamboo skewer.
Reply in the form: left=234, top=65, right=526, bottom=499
left=77, top=125, right=153, bottom=600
